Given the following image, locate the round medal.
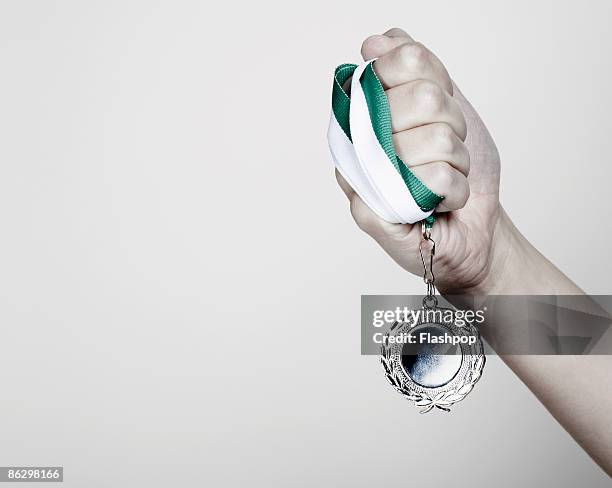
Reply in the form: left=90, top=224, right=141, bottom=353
left=380, top=306, right=485, bottom=413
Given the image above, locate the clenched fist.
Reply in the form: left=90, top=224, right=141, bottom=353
left=336, top=27, right=504, bottom=293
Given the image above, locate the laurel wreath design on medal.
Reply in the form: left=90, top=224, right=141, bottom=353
left=380, top=307, right=486, bottom=413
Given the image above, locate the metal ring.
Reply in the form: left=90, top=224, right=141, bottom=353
left=422, top=295, right=438, bottom=309
left=421, top=221, right=431, bottom=240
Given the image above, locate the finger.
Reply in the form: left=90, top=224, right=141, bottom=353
left=361, top=35, right=410, bottom=61
left=373, top=42, right=453, bottom=93
left=360, top=27, right=415, bottom=60
left=410, top=162, right=470, bottom=212
left=387, top=80, right=467, bottom=139
left=392, top=123, right=470, bottom=176
left=383, top=27, right=414, bottom=40
left=349, top=193, right=412, bottom=240
left=335, top=169, right=354, bottom=199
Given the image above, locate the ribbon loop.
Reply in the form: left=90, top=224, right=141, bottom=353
left=327, top=60, right=443, bottom=225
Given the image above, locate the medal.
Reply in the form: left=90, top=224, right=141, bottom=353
left=380, top=224, right=486, bottom=413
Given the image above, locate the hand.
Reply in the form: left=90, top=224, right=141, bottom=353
left=336, top=28, right=504, bottom=293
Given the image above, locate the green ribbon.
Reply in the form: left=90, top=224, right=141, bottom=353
left=332, top=62, right=443, bottom=227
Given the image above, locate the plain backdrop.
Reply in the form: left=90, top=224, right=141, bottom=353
left=0, top=1, right=611, bottom=486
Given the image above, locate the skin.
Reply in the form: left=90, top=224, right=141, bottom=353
left=336, top=27, right=612, bottom=475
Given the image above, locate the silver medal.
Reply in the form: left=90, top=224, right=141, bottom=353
left=380, top=224, right=485, bottom=413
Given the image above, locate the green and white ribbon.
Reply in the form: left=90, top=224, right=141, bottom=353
left=327, top=60, right=443, bottom=225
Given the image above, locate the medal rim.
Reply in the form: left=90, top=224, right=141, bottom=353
left=380, top=306, right=485, bottom=413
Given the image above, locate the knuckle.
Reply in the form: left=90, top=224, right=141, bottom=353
left=361, top=35, right=385, bottom=59
left=397, top=42, right=428, bottom=71
left=414, top=80, right=445, bottom=113
left=459, top=181, right=471, bottom=207
left=461, top=144, right=471, bottom=174
left=432, top=123, right=456, bottom=154
left=451, top=177, right=470, bottom=209
left=457, top=110, right=468, bottom=140
left=431, top=163, right=455, bottom=194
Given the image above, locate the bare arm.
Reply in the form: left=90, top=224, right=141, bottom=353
left=472, top=211, right=612, bottom=475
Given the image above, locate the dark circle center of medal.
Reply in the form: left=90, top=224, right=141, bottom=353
left=401, top=324, right=462, bottom=388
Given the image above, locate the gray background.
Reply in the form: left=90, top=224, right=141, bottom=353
left=0, top=0, right=610, bottom=486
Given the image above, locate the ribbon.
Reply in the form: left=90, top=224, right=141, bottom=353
left=327, top=60, right=443, bottom=225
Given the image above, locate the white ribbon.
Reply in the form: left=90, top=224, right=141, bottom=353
left=327, top=60, right=434, bottom=225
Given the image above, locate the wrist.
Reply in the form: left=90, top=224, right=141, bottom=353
left=447, top=208, right=582, bottom=296
left=466, top=208, right=526, bottom=295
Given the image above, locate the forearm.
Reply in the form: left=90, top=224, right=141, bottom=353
left=448, top=209, right=612, bottom=475
left=472, top=209, right=583, bottom=296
